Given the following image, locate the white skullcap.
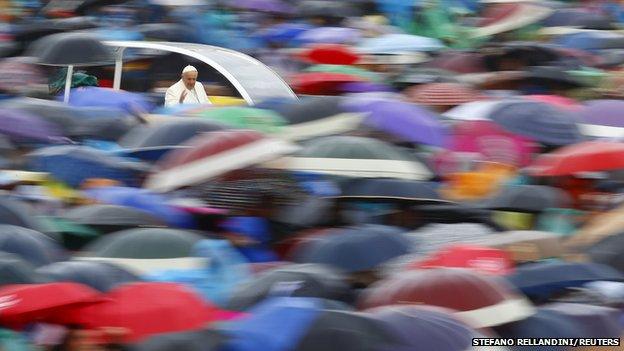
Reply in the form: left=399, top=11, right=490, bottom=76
left=182, top=65, right=198, bottom=74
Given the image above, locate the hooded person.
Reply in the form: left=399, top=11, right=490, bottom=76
left=164, top=65, right=211, bottom=106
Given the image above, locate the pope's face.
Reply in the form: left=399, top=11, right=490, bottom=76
left=182, top=71, right=198, bottom=90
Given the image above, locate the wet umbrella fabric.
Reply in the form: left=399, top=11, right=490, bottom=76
left=0, top=109, right=63, bottom=144
left=526, top=141, right=624, bottom=177
left=26, top=32, right=114, bottom=66
left=0, top=252, right=47, bottom=285
left=335, top=178, right=441, bottom=202
left=66, top=87, right=154, bottom=114
left=0, top=197, right=46, bottom=231
left=586, top=232, right=624, bottom=273
left=61, top=204, right=165, bottom=228
left=0, top=225, right=65, bottom=267
left=37, top=260, right=140, bottom=292
left=481, top=185, right=572, bottom=213
left=135, top=329, right=227, bottom=351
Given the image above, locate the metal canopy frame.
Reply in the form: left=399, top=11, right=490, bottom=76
left=104, top=41, right=298, bottom=105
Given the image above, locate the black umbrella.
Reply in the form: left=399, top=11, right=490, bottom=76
left=0, top=252, right=48, bottom=285
left=227, top=263, right=352, bottom=311
left=135, top=23, right=199, bottom=42
left=0, top=224, right=67, bottom=267
left=334, top=178, right=443, bottom=203
left=37, top=260, right=141, bottom=292
left=41, top=0, right=131, bottom=17
left=62, top=204, right=166, bottom=233
left=587, top=232, right=624, bottom=273
left=297, top=1, right=362, bottom=20
left=135, top=329, right=226, bottom=351
left=119, top=120, right=225, bottom=149
left=480, top=185, right=572, bottom=213
left=413, top=204, right=504, bottom=230
left=0, top=196, right=46, bottom=232
left=277, top=96, right=345, bottom=125
left=391, top=68, right=459, bottom=89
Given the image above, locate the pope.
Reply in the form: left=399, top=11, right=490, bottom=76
left=164, top=65, right=211, bottom=106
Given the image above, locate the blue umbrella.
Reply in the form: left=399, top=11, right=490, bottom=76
left=66, top=87, right=154, bottom=115
left=507, top=261, right=624, bottom=301
left=542, top=9, right=612, bottom=29
left=88, top=28, right=144, bottom=41
left=542, top=303, right=622, bottom=338
left=488, top=101, right=584, bottom=146
left=0, top=225, right=66, bottom=267
left=83, top=186, right=195, bottom=229
left=553, top=31, right=624, bottom=51
left=0, top=197, right=46, bottom=232
left=295, top=27, right=361, bottom=45
left=255, top=23, right=312, bottom=44
left=293, top=224, right=412, bottom=273
left=357, top=34, right=445, bottom=54
left=37, top=260, right=141, bottom=292
left=336, top=178, right=441, bottom=202
left=27, top=145, right=148, bottom=188
left=0, top=109, right=63, bottom=144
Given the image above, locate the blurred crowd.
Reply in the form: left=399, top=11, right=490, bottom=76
left=2, top=0, right=624, bottom=351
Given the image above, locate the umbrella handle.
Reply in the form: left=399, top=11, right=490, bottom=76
left=63, top=65, right=73, bottom=104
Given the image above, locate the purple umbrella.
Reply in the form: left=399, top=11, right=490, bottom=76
left=0, top=109, right=62, bottom=143
left=579, top=100, right=624, bottom=127
left=344, top=99, right=448, bottom=147
left=230, top=0, right=294, bottom=14
left=339, top=82, right=394, bottom=94
left=296, top=27, right=361, bottom=45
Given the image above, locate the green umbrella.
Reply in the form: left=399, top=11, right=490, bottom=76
left=304, top=65, right=381, bottom=82
left=190, top=107, right=286, bottom=134
left=0, top=328, right=35, bottom=351
left=39, top=216, right=101, bottom=251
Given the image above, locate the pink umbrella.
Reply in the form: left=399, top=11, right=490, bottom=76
left=450, top=120, right=538, bottom=167
left=524, top=95, right=581, bottom=110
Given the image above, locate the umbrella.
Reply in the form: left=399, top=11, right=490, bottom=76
left=405, top=83, right=484, bottom=107
left=230, top=0, right=293, bottom=14
left=356, top=34, right=445, bottom=54
left=37, top=260, right=141, bottom=292
left=339, top=82, right=394, bottom=94
left=61, top=204, right=165, bottom=230
left=0, top=57, right=45, bottom=95
left=473, top=3, right=553, bottom=38
left=226, top=263, right=351, bottom=311
left=296, top=1, right=361, bottom=18
left=146, top=130, right=298, bottom=192
left=255, top=23, right=312, bottom=44
left=67, top=87, right=153, bottom=115
left=26, top=33, right=114, bottom=103
left=276, top=97, right=364, bottom=141
left=83, top=186, right=195, bottom=229
left=118, top=120, right=224, bottom=150
left=359, top=268, right=535, bottom=329
left=334, top=178, right=442, bottom=203
left=135, top=329, right=226, bottom=351
left=526, top=141, right=624, bottom=177
left=449, top=120, right=537, bottom=167
left=295, top=27, right=361, bottom=45
left=473, top=230, right=564, bottom=263
left=291, top=72, right=366, bottom=95
left=366, top=305, right=474, bottom=351
left=442, top=99, right=520, bottom=121
left=542, top=8, right=613, bottom=29
left=487, top=101, right=584, bottom=146
left=293, top=225, right=412, bottom=273
left=542, top=303, right=622, bottom=338
left=303, top=65, right=380, bottom=82
left=586, top=232, right=624, bottom=273
left=266, top=136, right=433, bottom=181
left=55, top=282, right=240, bottom=343
left=221, top=297, right=397, bottom=351
left=0, top=97, right=84, bottom=137
left=135, top=23, right=199, bottom=42
left=0, top=225, right=65, bottom=267
left=392, top=68, right=459, bottom=89
left=0, top=252, right=47, bottom=285
left=507, top=261, right=624, bottom=301
left=344, top=100, right=448, bottom=147
left=0, top=282, right=101, bottom=328
left=425, top=52, right=487, bottom=74
left=0, top=197, right=46, bottom=232
left=297, top=45, right=361, bottom=65
left=553, top=31, right=624, bottom=51
left=188, top=107, right=286, bottom=134
left=0, top=109, right=63, bottom=144
left=27, top=145, right=148, bottom=188
left=408, top=244, right=514, bottom=275
left=577, top=100, right=624, bottom=138
left=480, top=185, right=572, bottom=213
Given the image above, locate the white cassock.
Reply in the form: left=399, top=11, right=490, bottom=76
left=164, top=79, right=211, bottom=107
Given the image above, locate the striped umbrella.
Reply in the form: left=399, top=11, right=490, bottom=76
left=405, top=83, right=485, bottom=107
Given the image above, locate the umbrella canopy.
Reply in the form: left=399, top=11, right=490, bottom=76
left=541, top=303, right=622, bottom=338
left=55, top=282, right=240, bottom=343
left=526, top=141, right=624, bottom=177
left=61, top=204, right=165, bottom=229
left=135, top=329, right=226, bottom=351
left=473, top=230, right=564, bottom=264
left=37, top=260, right=141, bottom=292
left=0, top=197, right=46, bottom=232
left=119, top=120, right=224, bottom=150
left=293, top=225, right=412, bottom=273
left=226, top=263, right=351, bottom=311
left=27, top=145, right=148, bottom=188
left=449, top=120, right=537, bottom=167
left=480, top=185, right=572, bottom=213
left=586, top=232, right=624, bottom=273
left=474, top=3, right=553, bottom=38
left=392, top=68, right=459, bottom=88
left=507, top=261, right=624, bottom=301
left=408, top=244, right=514, bottom=275
left=553, top=31, right=624, bottom=51
left=0, top=225, right=65, bottom=267
left=297, top=45, right=361, bottom=65
left=0, top=252, right=46, bottom=286
left=0, top=57, right=45, bottom=95
left=366, top=305, right=474, bottom=351
left=487, top=101, right=584, bottom=146
left=360, top=268, right=535, bottom=328
left=188, top=107, right=286, bottom=134
left=26, top=32, right=114, bottom=66
left=221, top=297, right=397, bottom=351
left=229, top=0, right=293, bottom=13
left=334, top=178, right=441, bottom=203
left=577, top=100, right=624, bottom=138
left=146, top=130, right=299, bottom=192
left=303, top=65, right=380, bottom=82
left=405, top=83, right=484, bottom=107
left=344, top=100, right=448, bottom=147
left=542, top=8, right=613, bottom=29
left=291, top=72, right=366, bottom=95
left=67, top=87, right=153, bottom=114
left=135, top=23, right=199, bottom=43
left=442, top=99, right=519, bottom=121
left=0, top=109, right=63, bottom=144
left=255, top=23, right=312, bottom=44
left=295, top=27, right=361, bottom=45
left=356, top=34, right=445, bottom=54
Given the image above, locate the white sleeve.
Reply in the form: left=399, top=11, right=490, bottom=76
left=164, top=87, right=178, bottom=107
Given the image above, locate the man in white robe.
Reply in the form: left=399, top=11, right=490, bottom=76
left=164, top=65, right=211, bottom=106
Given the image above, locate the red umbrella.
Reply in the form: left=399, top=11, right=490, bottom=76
left=359, top=269, right=534, bottom=328
left=526, top=141, right=624, bottom=177
left=54, top=282, right=241, bottom=343
left=407, top=244, right=514, bottom=275
left=291, top=72, right=365, bottom=95
left=405, top=83, right=485, bottom=107
left=524, top=95, right=581, bottom=110
left=0, top=283, right=102, bottom=328
left=297, top=44, right=361, bottom=65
